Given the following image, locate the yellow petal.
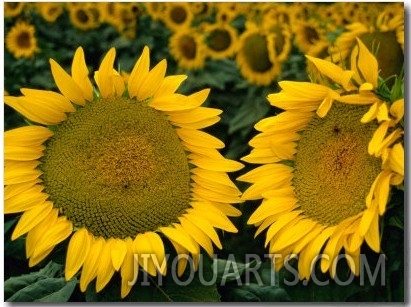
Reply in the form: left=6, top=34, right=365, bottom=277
left=168, top=240, right=189, bottom=277
left=133, top=232, right=166, bottom=276
left=305, top=55, right=355, bottom=91
left=187, top=205, right=238, bottom=233
left=31, top=217, right=72, bottom=260
left=20, top=89, right=75, bottom=113
left=375, top=171, right=393, bottom=215
left=50, top=58, right=86, bottom=106
left=4, top=179, right=40, bottom=200
left=278, top=81, right=330, bottom=100
left=188, top=154, right=244, bottom=172
left=183, top=213, right=222, bottom=249
left=160, top=225, right=199, bottom=254
left=4, top=126, right=53, bottom=147
left=96, top=239, right=116, bottom=292
left=136, top=59, right=167, bottom=101
left=272, top=219, right=316, bottom=251
left=178, top=216, right=214, bottom=257
left=95, top=48, right=116, bottom=98
left=265, top=211, right=303, bottom=247
left=26, top=209, right=58, bottom=258
left=191, top=183, right=242, bottom=204
left=149, top=94, right=202, bottom=112
left=154, top=75, right=187, bottom=97
left=80, top=237, right=105, bottom=292
left=177, top=128, right=224, bottom=148
left=4, top=145, right=45, bottom=161
left=168, top=107, right=222, bottom=124
left=368, top=121, right=390, bottom=155
left=317, top=96, right=333, bottom=118
left=4, top=160, right=41, bottom=185
left=389, top=143, right=404, bottom=176
left=128, top=46, right=150, bottom=99
left=4, top=184, right=47, bottom=214
left=111, top=239, right=127, bottom=271
left=364, top=213, right=380, bottom=253
left=355, top=37, right=378, bottom=87
left=248, top=197, right=297, bottom=225
left=359, top=207, right=377, bottom=236
left=4, top=96, right=68, bottom=125
left=121, top=238, right=136, bottom=299
left=298, top=227, right=335, bottom=280
left=361, top=102, right=380, bottom=123
left=11, top=202, right=53, bottom=241
left=65, top=228, right=92, bottom=280
left=71, top=47, right=93, bottom=102
left=390, top=99, right=404, bottom=122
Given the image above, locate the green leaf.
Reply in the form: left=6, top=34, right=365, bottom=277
left=213, top=258, right=261, bottom=284
left=4, top=261, right=72, bottom=302
left=7, top=277, right=77, bottom=302
left=35, top=278, right=77, bottom=302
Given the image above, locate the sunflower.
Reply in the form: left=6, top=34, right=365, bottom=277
left=329, top=5, right=404, bottom=82
left=169, top=27, right=206, bottom=70
left=4, top=2, right=25, bottom=18
left=5, top=21, right=39, bottom=59
left=238, top=38, right=403, bottom=280
left=145, top=2, right=165, bottom=21
left=203, top=22, right=238, bottom=60
left=68, top=3, right=100, bottom=31
left=4, top=46, right=243, bottom=298
left=36, top=2, right=64, bottom=23
left=162, top=2, right=194, bottom=32
left=236, top=23, right=280, bottom=86
left=292, top=18, right=330, bottom=58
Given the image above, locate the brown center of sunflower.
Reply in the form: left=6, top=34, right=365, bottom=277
left=75, top=9, right=89, bottom=24
left=170, top=5, right=187, bottom=24
left=293, top=103, right=381, bottom=226
left=304, top=26, right=319, bottom=44
left=207, top=29, right=232, bottom=52
left=40, top=97, right=191, bottom=239
left=17, top=31, right=31, bottom=48
left=179, top=34, right=197, bottom=59
left=242, top=33, right=273, bottom=72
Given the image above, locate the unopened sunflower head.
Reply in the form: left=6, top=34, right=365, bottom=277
left=4, top=46, right=243, bottom=298
left=238, top=37, right=403, bottom=279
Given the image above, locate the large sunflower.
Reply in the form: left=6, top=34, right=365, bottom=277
left=5, top=21, right=40, bottom=59
left=238, top=38, right=403, bottom=279
left=4, top=46, right=243, bottom=298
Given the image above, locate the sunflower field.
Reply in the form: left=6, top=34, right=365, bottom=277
left=4, top=2, right=405, bottom=303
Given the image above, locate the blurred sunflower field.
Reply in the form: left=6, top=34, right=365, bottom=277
left=4, top=1, right=405, bottom=303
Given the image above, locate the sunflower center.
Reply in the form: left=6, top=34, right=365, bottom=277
left=76, top=9, right=89, bottom=24
left=242, top=33, right=273, bottom=72
left=17, top=31, right=31, bottom=48
left=40, top=97, right=191, bottom=239
left=170, top=5, right=187, bottom=24
left=293, top=103, right=381, bottom=226
left=179, top=34, right=197, bottom=59
left=207, top=29, right=231, bottom=52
